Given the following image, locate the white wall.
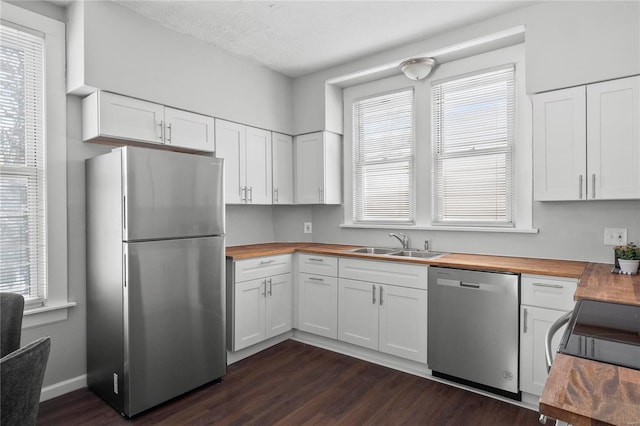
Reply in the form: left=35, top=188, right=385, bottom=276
left=69, top=1, right=294, bottom=134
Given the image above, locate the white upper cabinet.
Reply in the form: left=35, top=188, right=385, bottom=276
left=534, top=75, right=640, bottom=201
left=215, top=119, right=272, bottom=204
left=163, top=107, right=215, bottom=152
left=272, top=133, right=294, bottom=204
left=83, top=91, right=165, bottom=144
left=294, top=131, right=342, bottom=204
left=82, top=91, right=215, bottom=153
left=587, top=77, right=640, bottom=199
left=245, top=126, right=273, bottom=205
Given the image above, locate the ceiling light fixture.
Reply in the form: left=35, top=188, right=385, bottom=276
left=399, top=57, right=436, bottom=81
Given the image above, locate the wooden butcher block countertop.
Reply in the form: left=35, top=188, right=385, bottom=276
left=226, top=242, right=587, bottom=278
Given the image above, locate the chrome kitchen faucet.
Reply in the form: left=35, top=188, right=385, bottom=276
left=389, top=232, right=409, bottom=249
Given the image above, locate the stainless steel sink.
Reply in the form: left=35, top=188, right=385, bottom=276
left=349, top=247, right=399, bottom=255
left=388, top=250, right=445, bottom=259
left=349, top=247, right=446, bottom=259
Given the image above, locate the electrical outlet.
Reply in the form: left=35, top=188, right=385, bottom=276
left=303, top=222, right=312, bottom=234
left=604, top=228, right=627, bottom=246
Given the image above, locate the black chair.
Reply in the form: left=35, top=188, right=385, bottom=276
left=1, top=292, right=25, bottom=357
left=1, top=336, right=51, bottom=426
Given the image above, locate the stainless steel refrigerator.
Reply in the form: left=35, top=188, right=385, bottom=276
left=86, top=146, right=226, bottom=417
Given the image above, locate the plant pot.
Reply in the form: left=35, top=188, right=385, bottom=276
left=618, top=259, right=640, bottom=275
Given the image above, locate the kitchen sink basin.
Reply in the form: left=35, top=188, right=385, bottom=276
left=388, top=250, right=445, bottom=259
left=349, top=247, right=399, bottom=255
left=349, top=247, right=446, bottom=259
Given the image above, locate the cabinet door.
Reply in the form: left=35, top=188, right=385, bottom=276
left=338, top=278, right=379, bottom=350
left=295, top=132, right=323, bottom=204
left=215, top=119, right=245, bottom=204
left=272, top=133, right=294, bottom=204
left=587, top=76, right=640, bottom=200
left=234, top=279, right=266, bottom=351
left=533, top=87, right=587, bottom=201
left=98, top=92, right=164, bottom=144
left=164, top=107, right=214, bottom=152
left=265, top=273, right=292, bottom=339
left=245, top=127, right=272, bottom=204
left=298, top=273, right=338, bottom=339
left=520, top=306, right=567, bottom=396
left=378, top=285, right=428, bottom=363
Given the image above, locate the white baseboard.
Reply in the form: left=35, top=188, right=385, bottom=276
left=40, top=374, right=87, bottom=402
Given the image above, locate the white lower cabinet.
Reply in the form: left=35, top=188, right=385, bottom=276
left=519, top=274, right=577, bottom=396
left=297, top=254, right=339, bottom=339
left=338, top=259, right=428, bottom=363
left=230, top=255, right=292, bottom=351
left=298, top=273, right=338, bottom=339
left=338, top=278, right=427, bottom=362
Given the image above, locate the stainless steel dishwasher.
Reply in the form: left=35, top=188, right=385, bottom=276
left=428, top=266, right=520, bottom=400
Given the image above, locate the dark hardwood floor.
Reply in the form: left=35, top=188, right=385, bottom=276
left=38, top=340, right=542, bottom=425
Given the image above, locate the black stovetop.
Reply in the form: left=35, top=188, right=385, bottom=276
left=558, top=299, right=640, bottom=370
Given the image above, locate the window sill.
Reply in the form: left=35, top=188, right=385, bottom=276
left=340, top=223, right=539, bottom=234
left=23, top=301, right=77, bottom=329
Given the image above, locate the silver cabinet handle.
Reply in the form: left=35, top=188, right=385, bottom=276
left=379, top=286, right=383, bottom=305
left=158, top=120, right=164, bottom=140
left=309, top=277, right=324, bottom=282
left=261, top=280, right=266, bottom=297
left=372, top=285, right=376, bottom=304
left=166, top=122, right=172, bottom=143
left=319, top=188, right=324, bottom=203
left=308, top=258, right=324, bottom=262
left=532, top=282, right=563, bottom=289
left=523, top=308, right=528, bottom=333
left=260, top=259, right=275, bottom=265
left=274, top=188, right=279, bottom=203
left=241, top=186, right=247, bottom=203
left=592, top=173, right=596, bottom=199
left=578, top=175, right=583, bottom=199
left=268, top=278, right=273, bottom=296
left=248, top=186, right=253, bottom=203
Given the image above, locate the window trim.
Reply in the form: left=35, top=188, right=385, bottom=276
left=341, top=43, right=536, bottom=233
left=2, top=3, right=73, bottom=327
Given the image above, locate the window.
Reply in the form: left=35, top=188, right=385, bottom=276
left=432, top=65, right=515, bottom=226
left=352, top=88, right=414, bottom=224
left=0, top=3, right=69, bottom=325
left=0, top=22, right=47, bottom=305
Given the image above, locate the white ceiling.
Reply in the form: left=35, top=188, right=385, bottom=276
left=111, top=0, right=534, bottom=78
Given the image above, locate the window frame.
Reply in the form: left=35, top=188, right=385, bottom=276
left=1, top=3, right=72, bottom=327
left=352, top=87, right=416, bottom=225
left=431, top=64, right=516, bottom=227
left=342, top=74, right=420, bottom=228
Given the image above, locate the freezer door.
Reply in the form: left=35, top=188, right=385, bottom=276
left=123, top=236, right=226, bottom=416
left=122, top=147, right=224, bottom=241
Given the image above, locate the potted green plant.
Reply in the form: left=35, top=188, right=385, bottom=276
left=615, top=243, right=640, bottom=275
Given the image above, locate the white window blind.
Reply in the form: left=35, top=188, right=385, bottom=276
left=353, top=89, right=414, bottom=224
left=0, top=22, right=47, bottom=305
left=432, top=65, right=515, bottom=226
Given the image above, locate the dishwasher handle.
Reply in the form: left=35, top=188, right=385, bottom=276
left=460, top=281, right=480, bottom=289
left=545, top=310, right=573, bottom=373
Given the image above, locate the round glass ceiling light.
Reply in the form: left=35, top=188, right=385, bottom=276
left=399, top=57, right=436, bottom=81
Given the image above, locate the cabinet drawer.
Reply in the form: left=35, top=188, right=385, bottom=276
left=234, top=254, right=291, bottom=283
left=521, top=274, right=577, bottom=311
left=339, top=258, right=428, bottom=291
left=298, top=254, right=338, bottom=276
